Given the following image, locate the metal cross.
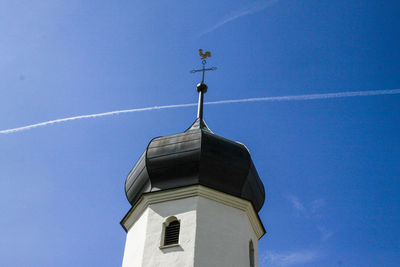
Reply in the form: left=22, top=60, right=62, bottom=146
left=190, top=50, right=217, bottom=121
left=190, top=60, right=217, bottom=84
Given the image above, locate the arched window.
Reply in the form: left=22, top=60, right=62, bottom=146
left=249, top=240, right=255, bottom=267
left=162, top=217, right=180, bottom=246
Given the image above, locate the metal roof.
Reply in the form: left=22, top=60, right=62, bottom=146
left=124, top=118, right=265, bottom=212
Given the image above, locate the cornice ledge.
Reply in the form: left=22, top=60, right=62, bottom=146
left=121, top=185, right=265, bottom=239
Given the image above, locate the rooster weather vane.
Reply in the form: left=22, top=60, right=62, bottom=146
left=199, top=49, right=211, bottom=60
left=190, top=49, right=217, bottom=121
left=190, top=49, right=217, bottom=84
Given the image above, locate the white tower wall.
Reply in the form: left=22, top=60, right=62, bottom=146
left=194, top=196, right=259, bottom=267
left=121, top=185, right=264, bottom=267
left=122, top=209, right=149, bottom=266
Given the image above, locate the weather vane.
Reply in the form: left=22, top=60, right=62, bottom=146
left=190, top=49, right=217, bottom=84
left=190, top=49, right=217, bottom=121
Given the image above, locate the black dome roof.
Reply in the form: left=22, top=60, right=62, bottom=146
left=124, top=118, right=265, bottom=211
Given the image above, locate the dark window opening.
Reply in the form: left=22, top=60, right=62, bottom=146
left=164, top=220, right=180, bottom=246
left=249, top=240, right=255, bottom=267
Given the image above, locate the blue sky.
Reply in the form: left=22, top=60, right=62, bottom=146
left=1, top=0, right=399, bottom=266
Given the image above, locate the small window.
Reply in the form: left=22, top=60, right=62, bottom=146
left=162, top=217, right=180, bottom=246
left=249, top=240, right=255, bottom=267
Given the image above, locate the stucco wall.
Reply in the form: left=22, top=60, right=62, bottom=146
left=142, top=197, right=198, bottom=267
left=194, top=196, right=258, bottom=267
left=122, top=209, right=149, bottom=267
left=123, top=197, right=198, bottom=267
left=122, top=187, right=261, bottom=267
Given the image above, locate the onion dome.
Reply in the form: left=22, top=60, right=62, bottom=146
left=124, top=117, right=265, bottom=211
left=125, top=58, right=265, bottom=211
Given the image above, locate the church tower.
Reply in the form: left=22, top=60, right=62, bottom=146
left=121, top=58, right=266, bottom=267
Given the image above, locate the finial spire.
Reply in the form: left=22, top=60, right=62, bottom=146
left=190, top=49, right=217, bottom=121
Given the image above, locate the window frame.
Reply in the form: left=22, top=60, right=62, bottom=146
left=160, top=216, right=181, bottom=249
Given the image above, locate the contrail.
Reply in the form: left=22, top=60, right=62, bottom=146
left=204, top=89, right=400, bottom=105
left=1, top=89, right=399, bottom=134
left=199, top=0, right=280, bottom=37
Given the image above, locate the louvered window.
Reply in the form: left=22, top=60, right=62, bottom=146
left=164, top=220, right=180, bottom=246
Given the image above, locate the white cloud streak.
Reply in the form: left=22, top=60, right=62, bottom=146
left=199, top=0, right=280, bottom=36
left=318, top=226, right=334, bottom=241
left=285, top=195, right=334, bottom=241
left=311, top=199, right=326, bottom=214
left=1, top=89, right=399, bottom=134
left=286, top=195, right=306, bottom=212
left=263, top=250, right=321, bottom=266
